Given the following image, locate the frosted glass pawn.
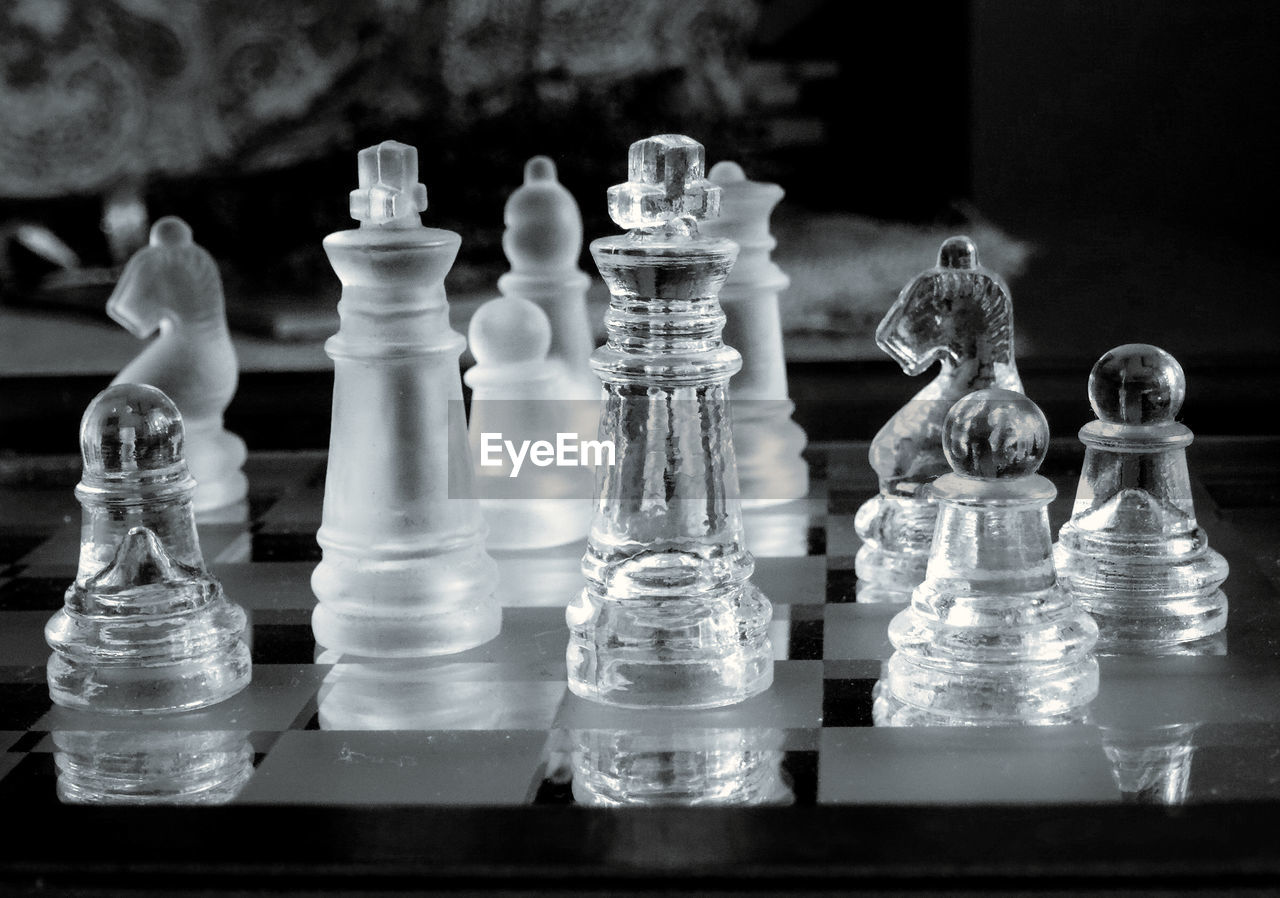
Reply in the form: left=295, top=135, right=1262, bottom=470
left=499, top=156, right=596, bottom=399
left=45, top=383, right=251, bottom=713
left=855, top=237, right=1023, bottom=602
left=464, top=296, right=594, bottom=549
left=874, top=389, right=1098, bottom=726
left=107, top=217, right=248, bottom=519
left=1055, top=344, right=1228, bottom=649
left=703, top=161, right=807, bottom=506
left=311, top=140, right=500, bottom=658
left=566, top=134, right=773, bottom=709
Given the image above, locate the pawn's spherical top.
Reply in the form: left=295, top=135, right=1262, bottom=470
left=707, top=160, right=746, bottom=184
left=943, top=387, right=1049, bottom=479
left=502, top=156, right=583, bottom=271
left=150, top=216, right=192, bottom=248
left=79, top=383, right=184, bottom=481
left=938, top=235, right=978, bottom=270
left=1088, top=343, right=1185, bottom=426
left=469, top=296, right=551, bottom=366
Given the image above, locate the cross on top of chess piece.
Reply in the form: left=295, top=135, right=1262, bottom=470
left=607, top=134, right=721, bottom=229
left=1088, top=342, right=1186, bottom=427
left=349, top=140, right=429, bottom=228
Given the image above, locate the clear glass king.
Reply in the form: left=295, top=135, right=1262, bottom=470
left=311, top=140, right=500, bottom=657
left=565, top=134, right=773, bottom=708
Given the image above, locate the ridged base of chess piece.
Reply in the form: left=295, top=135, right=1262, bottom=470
left=481, top=498, right=592, bottom=550
left=873, top=583, right=1099, bottom=725
left=45, top=530, right=251, bottom=714
left=311, top=549, right=501, bottom=658
left=53, top=730, right=253, bottom=804
left=853, top=490, right=935, bottom=602
left=569, top=728, right=791, bottom=806
left=1055, top=524, right=1229, bottom=649
left=733, top=402, right=809, bottom=508
left=183, top=418, right=248, bottom=518
left=566, top=577, right=773, bottom=710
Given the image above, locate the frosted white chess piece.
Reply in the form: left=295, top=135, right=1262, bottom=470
left=855, top=237, right=1023, bottom=602
left=45, top=383, right=251, bottom=713
left=465, top=295, right=594, bottom=549
left=566, top=134, right=773, bottom=709
left=311, top=140, right=500, bottom=658
left=703, top=160, right=808, bottom=507
left=1055, top=344, right=1228, bottom=650
left=107, top=217, right=248, bottom=519
left=873, top=388, right=1098, bottom=726
left=498, top=156, right=597, bottom=399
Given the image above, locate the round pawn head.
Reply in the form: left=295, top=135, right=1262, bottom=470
left=607, top=134, right=721, bottom=230
left=502, top=156, right=583, bottom=271
left=943, top=388, right=1049, bottom=479
left=468, top=296, right=552, bottom=367
left=80, top=383, right=185, bottom=483
left=938, top=235, right=978, bottom=270
left=1088, top=343, right=1185, bottom=426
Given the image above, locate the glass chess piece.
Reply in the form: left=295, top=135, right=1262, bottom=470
left=53, top=729, right=253, bottom=805
left=565, top=134, right=773, bottom=709
left=311, top=140, right=500, bottom=657
left=107, top=216, right=249, bottom=521
left=564, top=727, right=792, bottom=807
left=855, top=237, right=1023, bottom=602
left=1055, top=344, right=1228, bottom=650
left=702, top=160, right=808, bottom=508
left=45, top=383, right=251, bottom=713
left=464, top=295, right=594, bottom=550
left=873, top=388, right=1099, bottom=726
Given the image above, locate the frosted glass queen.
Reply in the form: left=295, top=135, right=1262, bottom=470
left=566, top=135, right=773, bottom=709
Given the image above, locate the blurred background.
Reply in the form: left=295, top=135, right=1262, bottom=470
left=0, top=0, right=1277, bottom=451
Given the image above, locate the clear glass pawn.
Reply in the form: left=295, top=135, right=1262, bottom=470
left=1054, top=344, right=1228, bottom=650
left=45, top=383, right=251, bottom=713
left=874, top=388, right=1098, bottom=725
left=565, top=134, right=773, bottom=709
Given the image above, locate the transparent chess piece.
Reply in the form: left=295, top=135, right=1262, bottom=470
left=465, top=295, right=594, bottom=549
left=107, top=217, right=248, bottom=520
left=873, top=388, right=1098, bottom=725
left=565, top=134, right=773, bottom=709
left=311, top=140, right=500, bottom=657
left=1101, top=723, right=1198, bottom=805
left=702, top=160, right=808, bottom=507
left=565, top=727, right=792, bottom=807
left=53, top=729, right=253, bottom=805
left=855, top=237, right=1023, bottom=602
left=45, top=383, right=252, bottom=713
left=1055, top=344, right=1228, bottom=650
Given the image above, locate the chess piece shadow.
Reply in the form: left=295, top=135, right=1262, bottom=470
left=45, top=384, right=251, bottom=713
left=107, top=216, right=248, bottom=520
left=53, top=728, right=253, bottom=805
left=855, top=237, right=1023, bottom=602
left=1055, top=344, right=1228, bottom=651
left=873, top=389, right=1098, bottom=726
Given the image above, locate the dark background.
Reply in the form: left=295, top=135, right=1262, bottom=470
left=1, top=0, right=1277, bottom=450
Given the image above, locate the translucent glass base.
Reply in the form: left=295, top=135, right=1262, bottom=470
left=46, top=598, right=251, bottom=714
left=53, top=730, right=253, bottom=804
left=853, top=491, right=935, bottom=603
left=875, top=583, right=1099, bottom=725
left=569, top=728, right=792, bottom=806
left=1055, top=533, right=1229, bottom=648
left=566, top=581, right=773, bottom=709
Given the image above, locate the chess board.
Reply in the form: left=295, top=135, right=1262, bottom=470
left=1, top=439, right=1278, bottom=891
